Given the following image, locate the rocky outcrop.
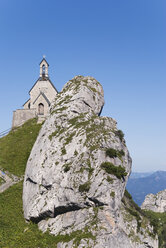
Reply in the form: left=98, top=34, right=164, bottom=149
left=23, top=76, right=158, bottom=248
left=141, top=189, right=166, bottom=213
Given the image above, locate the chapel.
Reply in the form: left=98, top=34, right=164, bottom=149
left=12, top=57, right=58, bottom=127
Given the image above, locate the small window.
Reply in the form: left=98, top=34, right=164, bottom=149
left=42, top=64, right=45, bottom=76
left=28, top=103, right=30, bottom=109
left=38, top=103, right=44, bottom=115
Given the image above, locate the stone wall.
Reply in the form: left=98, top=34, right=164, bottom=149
left=12, top=109, right=36, bottom=128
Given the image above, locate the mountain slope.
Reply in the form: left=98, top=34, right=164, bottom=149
left=0, top=118, right=42, bottom=176
left=127, top=171, right=166, bottom=206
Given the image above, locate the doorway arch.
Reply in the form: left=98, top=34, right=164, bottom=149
left=38, top=103, right=44, bottom=115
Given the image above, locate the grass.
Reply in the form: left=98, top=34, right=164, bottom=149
left=101, top=162, right=127, bottom=179
left=143, top=210, right=166, bottom=247
left=0, top=177, right=5, bottom=185
left=0, top=182, right=95, bottom=248
left=0, top=118, right=42, bottom=176
left=0, top=117, right=96, bottom=247
left=122, top=190, right=158, bottom=235
left=64, top=131, right=76, bottom=145
left=61, top=147, right=66, bottom=155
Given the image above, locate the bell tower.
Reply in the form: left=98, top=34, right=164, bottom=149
left=39, top=56, right=49, bottom=78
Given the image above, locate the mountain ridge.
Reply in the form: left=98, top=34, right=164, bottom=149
left=127, top=170, right=166, bottom=206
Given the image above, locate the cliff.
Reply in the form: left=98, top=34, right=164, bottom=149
left=141, top=190, right=166, bottom=213
left=23, top=76, right=158, bottom=248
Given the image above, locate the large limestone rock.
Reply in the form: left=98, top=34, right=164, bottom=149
left=141, top=189, right=166, bottom=213
left=23, top=76, right=158, bottom=248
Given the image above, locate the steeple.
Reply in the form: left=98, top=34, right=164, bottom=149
left=39, top=56, right=49, bottom=78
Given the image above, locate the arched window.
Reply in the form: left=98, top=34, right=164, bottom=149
left=42, top=64, right=45, bottom=76
left=38, top=103, right=44, bottom=115
left=28, top=103, right=30, bottom=109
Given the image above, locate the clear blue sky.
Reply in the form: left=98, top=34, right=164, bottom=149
left=0, top=0, right=165, bottom=172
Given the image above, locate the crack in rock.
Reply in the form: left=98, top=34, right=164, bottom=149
left=26, top=177, right=37, bottom=184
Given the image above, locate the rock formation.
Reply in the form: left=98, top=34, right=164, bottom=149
left=23, top=76, right=158, bottom=248
left=141, top=189, right=166, bottom=213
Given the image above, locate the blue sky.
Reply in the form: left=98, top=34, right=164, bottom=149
left=0, top=0, right=165, bottom=172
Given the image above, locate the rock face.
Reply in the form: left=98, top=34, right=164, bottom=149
left=141, top=189, right=166, bottom=213
left=23, top=76, right=158, bottom=248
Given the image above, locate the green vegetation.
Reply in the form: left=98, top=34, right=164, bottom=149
left=51, top=106, right=68, bottom=115
left=110, top=191, right=115, bottom=198
left=64, top=164, right=70, bottom=173
left=0, top=117, right=96, bottom=247
left=114, top=129, right=124, bottom=142
left=101, top=162, right=127, bottom=179
left=0, top=118, right=42, bottom=176
left=56, top=95, right=72, bottom=106
left=143, top=210, right=166, bottom=247
left=106, top=148, right=125, bottom=159
left=124, top=189, right=132, bottom=200
left=107, top=176, right=113, bottom=183
left=79, top=181, right=91, bottom=192
left=122, top=190, right=144, bottom=232
left=72, top=226, right=95, bottom=247
left=0, top=177, right=5, bottom=185
left=118, top=149, right=125, bottom=157
left=0, top=182, right=95, bottom=248
left=122, top=190, right=161, bottom=236
left=49, top=129, right=59, bottom=141
left=106, top=148, right=117, bottom=158
left=61, top=147, right=66, bottom=155
left=69, top=115, right=89, bottom=129
left=74, top=150, right=78, bottom=156
left=64, top=131, right=76, bottom=145
left=123, top=190, right=143, bottom=214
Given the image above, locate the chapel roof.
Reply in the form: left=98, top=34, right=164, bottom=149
left=33, top=92, right=51, bottom=106
left=29, top=77, right=58, bottom=94
left=23, top=98, right=30, bottom=107
left=39, top=58, right=49, bottom=66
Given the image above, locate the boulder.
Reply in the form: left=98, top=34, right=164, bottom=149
left=23, top=76, right=158, bottom=248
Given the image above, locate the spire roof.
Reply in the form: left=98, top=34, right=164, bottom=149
left=39, top=56, right=49, bottom=66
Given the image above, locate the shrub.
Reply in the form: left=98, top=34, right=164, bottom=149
left=106, top=148, right=125, bottom=159
left=118, top=149, right=125, bottom=157
left=124, top=189, right=132, bottom=200
left=101, top=162, right=127, bottom=179
left=127, top=207, right=141, bottom=231
left=79, top=181, right=91, bottom=192
left=115, top=129, right=124, bottom=141
left=64, top=164, right=70, bottom=173
left=110, top=191, right=115, bottom=198
left=74, top=150, right=78, bottom=156
left=106, top=148, right=117, bottom=158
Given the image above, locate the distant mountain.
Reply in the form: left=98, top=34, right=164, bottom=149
left=129, top=172, right=153, bottom=179
left=126, top=171, right=166, bottom=206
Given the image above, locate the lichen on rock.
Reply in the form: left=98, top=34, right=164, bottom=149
left=23, top=76, right=158, bottom=247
